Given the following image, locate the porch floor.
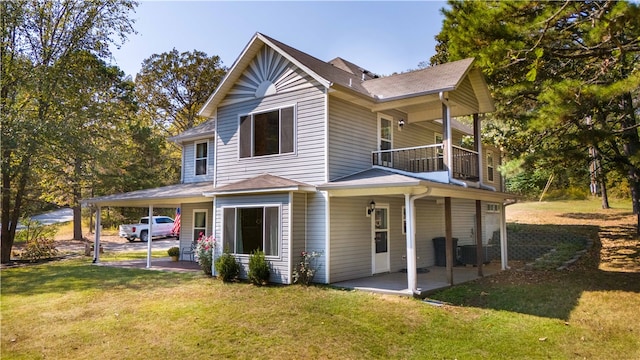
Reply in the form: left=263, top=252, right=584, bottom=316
left=332, top=262, right=502, bottom=296
left=95, top=257, right=202, bottom=273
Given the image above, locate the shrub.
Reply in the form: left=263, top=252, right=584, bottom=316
left=215, top=252, right=240, bottom=282
left=248, top=250, right=270, bottom=285
left=167, top=246, right=180, bottom=257
left=292, top=251, right=322, bottom=286
left=196, top=235, right=215, bottom=275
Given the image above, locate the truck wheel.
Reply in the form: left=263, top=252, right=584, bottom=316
left=140, top=230, right=149, bottom=242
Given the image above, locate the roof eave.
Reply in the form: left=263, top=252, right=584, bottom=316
left=204, top=185, right=316, bottom=197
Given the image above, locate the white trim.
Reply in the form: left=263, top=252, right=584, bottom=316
left=486, top=150, right=495, bottom=183
left=220, top=203, right=283, bottom=259
left=194, top=140, right=209, bottom=177
left=193, top=208, right=209, bottom=240
left=212, top=196, right=218, bottom=276
left=213, top=110, right=218, bottom=188
left=371, top=202, right=390, bottom=274
left=324, top=88, right=329, bottom=183
left=237, top=104, right=297, bottom=160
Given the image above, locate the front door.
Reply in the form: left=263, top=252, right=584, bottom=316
left=372, top=205, right=390, bottom=273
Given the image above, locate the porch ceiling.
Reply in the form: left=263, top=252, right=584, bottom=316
left=81, top=182, right=212, bottom=207
left=320, top=168, right=516, bottom=203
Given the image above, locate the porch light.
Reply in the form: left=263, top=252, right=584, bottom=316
left=398, top=118, right=405, bottom=130
left=368, top=200, right=376, bottom=215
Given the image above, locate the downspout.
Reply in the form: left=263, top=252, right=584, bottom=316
left=405, top=190, right=430, bottom=295
left=499, top=199, right=518, bottom=270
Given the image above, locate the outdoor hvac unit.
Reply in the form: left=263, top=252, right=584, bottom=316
left=458, top=245, right=492, bottom=266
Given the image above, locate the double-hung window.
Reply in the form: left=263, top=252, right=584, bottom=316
left=193, top=210, right=207, bottom=240
left=195, top=141, right=208, bottom=176
left=223, top=206, right=280, bottom=256
left=487, top=151, right=495, bottom=182
left=239, top=106, right=295, bottom=158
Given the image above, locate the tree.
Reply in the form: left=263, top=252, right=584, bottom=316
left=433, top=1, right=640, bottom=226
left=1, top=0, right=137, bottom=263
left=135, top=49, right=226, bottom=137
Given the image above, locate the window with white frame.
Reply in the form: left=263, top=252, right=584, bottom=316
left=193, top=210, right=208, bottom=241
left=223, top=206, right=280, bottom=256
left=239, top=106, right=294, bottom=158
left=401, top=206, right=406, bottom=235
left=195, top=141, right=208, bottom=176
left=487, top=203, right=500, bottom=213
left=487, top=151, right=495, bottom=182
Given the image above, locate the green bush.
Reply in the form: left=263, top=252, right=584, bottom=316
left=248, top=250, right=270, bottom=285
left=167, top=247, right=180, bottom=257
left=215, top=252, right=240, bottom=282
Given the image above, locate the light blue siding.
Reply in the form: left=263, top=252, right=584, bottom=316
left=178, top=202, right=213, bottom=261
left=182, top=139, right=215, bottom=184
left=214, top=193, right=291, bottom=284
left=215, top=76, right=326, bottom=186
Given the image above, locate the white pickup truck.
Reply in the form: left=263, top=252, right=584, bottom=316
left=118, top=216, right=176, bottom=242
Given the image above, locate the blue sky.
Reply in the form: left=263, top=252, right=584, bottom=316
left=110, top=1, right=448, bottom=78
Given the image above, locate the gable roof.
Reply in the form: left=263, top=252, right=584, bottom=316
left=204, top=173, right=316, bottom=196
left=168, top=119, right=215, bottom=144
left=199, top=33, right=494, bottom=119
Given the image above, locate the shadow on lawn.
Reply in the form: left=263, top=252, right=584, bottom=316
left=1, top=260, right=197, bottom=296
left=430, top=223, right=640, bottom=320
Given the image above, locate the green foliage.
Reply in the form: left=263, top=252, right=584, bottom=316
left=433, top=1, right=640, bottom=206
left=167, top=247, right=180, bottom=257
left=248, top=250, right=270, bottom=286
left=214, top=252, right=240, bottom=283
left=135, top=49, right=227, bottom=136
left=16, top=220, right=59, bottom=262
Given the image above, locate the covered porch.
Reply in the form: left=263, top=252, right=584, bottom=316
left=333, top=262, right=503, bottom=297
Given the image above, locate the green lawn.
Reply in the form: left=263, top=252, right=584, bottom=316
left=3, top=199, right=639, bottom=359
left=2, top=256, right=639, bottom=359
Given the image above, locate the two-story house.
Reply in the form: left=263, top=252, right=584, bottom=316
left=85, top=33, right=515, bottom=295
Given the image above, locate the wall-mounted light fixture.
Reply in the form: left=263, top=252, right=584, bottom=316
left=398, top=118, right=405, bottom=130
left=367, top=200, right=376, bottom=215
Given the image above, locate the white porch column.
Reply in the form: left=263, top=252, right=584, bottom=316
left=440, top=92, right=453, bottom=180
left=404, top=194, right=417, bottom=294
left=146, top=205, right=153, bottom=269
left=500, top=203, right=509, bottom=270
left=94, top=206, right=101, bottom=263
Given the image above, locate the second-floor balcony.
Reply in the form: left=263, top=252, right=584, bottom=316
left=372, top=144, right=480, bottom=182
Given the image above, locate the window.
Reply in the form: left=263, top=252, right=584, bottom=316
left=193, top=210, right=207, bottom=241
left=239, top=106, right=294, bottom=158
left=487, top=151, right=495, bottom=182
left=435, top=132, right=443, bottom=155
left=195, top=141, right=208, bottom=176
left=223, top=206, right=280, bottom=256
left=378, top=115, right=393, bottom=165
left=487, top=203, right=500, bottom=213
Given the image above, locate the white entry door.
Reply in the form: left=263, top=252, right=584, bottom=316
left=372, top=205, right=390, bottom=274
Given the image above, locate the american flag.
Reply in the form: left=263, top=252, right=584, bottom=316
left=172, top=208, right=181, bottom=237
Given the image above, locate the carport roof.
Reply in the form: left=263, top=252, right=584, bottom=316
left=82, top=182, right=212, bottom=207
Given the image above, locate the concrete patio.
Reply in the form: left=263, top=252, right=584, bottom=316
left=332, top=262, right=502, bottom=297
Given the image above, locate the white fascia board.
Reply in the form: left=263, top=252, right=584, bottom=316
left=203, top=186, right=316, bottom=197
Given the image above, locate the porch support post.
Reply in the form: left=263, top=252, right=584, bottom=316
left=440, top=92, right=452, bottom=179
left=404, top=194, right=417, bottom=294
left=475, top=200, right=484, bottom=276
left=146, top=205, right=153, bottom=269
left=94, top=206, right=101, bottom=263
left=473, top=113, right=483, bottom=183
left=499, top=203, right=509, bottom=270
left=444, top=196, right=453, bottom=285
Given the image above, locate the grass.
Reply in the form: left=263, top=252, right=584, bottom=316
left=2, top=200, right=640, bottom=359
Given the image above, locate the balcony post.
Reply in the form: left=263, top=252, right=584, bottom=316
left=440, top=92, right=453, bottom=180
left=474, top=113, right=483, bottom=184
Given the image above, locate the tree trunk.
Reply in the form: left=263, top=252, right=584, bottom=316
left=600, top=175, right=610, bottom=209
left=620, top=92, right=640, bottom=233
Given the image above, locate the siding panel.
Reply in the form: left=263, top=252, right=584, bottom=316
left=178, top=202, right=213, bottom=261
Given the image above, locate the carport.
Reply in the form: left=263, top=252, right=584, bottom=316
left=82, top=182, right=212, bottom=269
